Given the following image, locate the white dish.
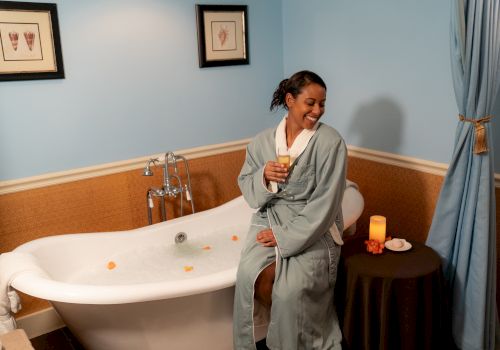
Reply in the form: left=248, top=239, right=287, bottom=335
left=385, top=239, right=412, bottom=252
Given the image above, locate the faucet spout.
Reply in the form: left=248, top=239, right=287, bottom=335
left=143, top=151, right=195, bottom=225
left=162, top=152, right=175, bottom=188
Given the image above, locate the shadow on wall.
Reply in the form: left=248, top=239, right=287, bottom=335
left=347, top=97, right=435, bottom=242
left=348, top=97, right=404, bottom=153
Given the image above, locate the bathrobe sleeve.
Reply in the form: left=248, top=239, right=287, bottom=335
left=238, top=135, right=276, bottom=209
left=271, top=138, right=347, bottom=258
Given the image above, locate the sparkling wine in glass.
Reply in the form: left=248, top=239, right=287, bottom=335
left=277, top=147, right=290, bottom=167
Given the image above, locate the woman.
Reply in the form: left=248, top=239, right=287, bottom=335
left=233, top=71, right=347, bottom=350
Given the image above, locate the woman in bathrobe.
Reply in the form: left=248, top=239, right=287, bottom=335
left=233, top=70, right=347, bottom=350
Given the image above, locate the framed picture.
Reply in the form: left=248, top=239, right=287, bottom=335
left=196, top=4, right=249, bottom=68
left=0, top=1, right=64, bottom=81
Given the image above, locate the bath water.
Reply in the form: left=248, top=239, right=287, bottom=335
left=67, top=224, right=249, bottom=285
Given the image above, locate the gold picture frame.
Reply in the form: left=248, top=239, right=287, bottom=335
left=0, top=1, right=64, bottom=81
left=196, top=4, right=249, bottom=68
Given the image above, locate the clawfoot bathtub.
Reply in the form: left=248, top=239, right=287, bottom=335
left=5, top=186, right=363, bottom=350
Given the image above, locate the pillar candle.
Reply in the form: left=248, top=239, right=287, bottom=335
left=369, top=215, right=386, bottom=243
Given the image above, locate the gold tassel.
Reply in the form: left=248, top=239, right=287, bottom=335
left=458, top=114, right=493, bottom=154
left=473, top=122, right=488, bottom=154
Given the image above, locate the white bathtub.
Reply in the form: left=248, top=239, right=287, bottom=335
left=8, top=189, right=364, bottom=350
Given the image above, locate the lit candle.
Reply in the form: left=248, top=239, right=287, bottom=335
left=369, top=215, right=386, bottom=243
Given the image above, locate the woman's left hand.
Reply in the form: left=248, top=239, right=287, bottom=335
left=256, top=228, right=277, bottom=247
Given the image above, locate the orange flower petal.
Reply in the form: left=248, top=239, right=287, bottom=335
left=231, top=235, right=239, bottom=241
left=184, top=266, right=194, bottom=272
left=202, top=245, right=211, bottom=250
left=107, top=261, right=116, bottom=270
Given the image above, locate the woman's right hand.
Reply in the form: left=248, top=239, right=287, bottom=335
left=256, top=228, right=277, bottom=247
left=264, top=161, right=289, bottom=184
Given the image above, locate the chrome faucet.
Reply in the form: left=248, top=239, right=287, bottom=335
left=142, top=152, right=195, bottom=225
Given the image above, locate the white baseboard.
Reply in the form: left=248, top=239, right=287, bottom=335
left=16, top=307, right=64, bottom=339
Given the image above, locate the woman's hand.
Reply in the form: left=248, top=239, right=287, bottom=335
left=256, top=228, right=277, bottom=247
left=264, top=161, right=289, bottom=184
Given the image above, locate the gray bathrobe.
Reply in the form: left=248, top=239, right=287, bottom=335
left=233, top=122, right=347, bottom=350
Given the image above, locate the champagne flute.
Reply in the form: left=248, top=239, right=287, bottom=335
left=276, top=147, right=290, bottom=190
left=277, top=147, right=290, bottom=167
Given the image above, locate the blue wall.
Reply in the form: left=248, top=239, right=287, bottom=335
left=0, top=0, right=283, bottom=180
left=283, top=0, right=499, bottom=173
left=1, top=0, right=498, bottom=181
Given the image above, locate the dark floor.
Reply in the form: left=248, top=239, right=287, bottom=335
left=30, top=329, right=456, bottom=350
left=31, top=327, right=84, bottom=350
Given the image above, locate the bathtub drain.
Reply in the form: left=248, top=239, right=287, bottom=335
left=175, top=232, right=187, bottom=244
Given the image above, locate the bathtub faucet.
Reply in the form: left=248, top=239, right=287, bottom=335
left=163, top=152, right=181, bottom=197
left=142, top=151, right=195, bottom=225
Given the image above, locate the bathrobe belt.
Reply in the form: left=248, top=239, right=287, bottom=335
left=266, top=198, right=307, bottom=206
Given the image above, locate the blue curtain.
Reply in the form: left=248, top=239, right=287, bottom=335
left=426, top=0, right=500, bottom=349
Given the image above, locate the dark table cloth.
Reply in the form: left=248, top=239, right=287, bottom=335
left=335, top=236, right=451, bottom=350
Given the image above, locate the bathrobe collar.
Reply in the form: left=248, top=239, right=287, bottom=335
left=275, top=114, right=320, bottom=164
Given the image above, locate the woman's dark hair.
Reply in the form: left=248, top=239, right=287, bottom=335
left=270, top=70, right=327, bottom=111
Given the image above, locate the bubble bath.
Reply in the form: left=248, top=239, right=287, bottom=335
left=68, top=225, right=247, bottom=285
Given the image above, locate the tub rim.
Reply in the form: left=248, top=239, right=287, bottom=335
left=11, top=267, right=238, bottom=304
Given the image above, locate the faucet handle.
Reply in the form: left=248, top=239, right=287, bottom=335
left=184, top=184, right=192, bottom=201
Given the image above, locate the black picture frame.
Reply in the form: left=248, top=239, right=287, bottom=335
left=0, top=1, right=64, bottom=81
left=196, top=4, right=249, bottom=68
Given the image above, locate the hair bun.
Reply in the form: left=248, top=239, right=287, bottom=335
left=269, top=71, right=326, bottom=112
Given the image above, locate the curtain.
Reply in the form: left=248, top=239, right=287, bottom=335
left=426, top=0, right=500, bottom=349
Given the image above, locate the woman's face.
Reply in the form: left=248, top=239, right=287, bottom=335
left=286, top=83, right=326, bottom=130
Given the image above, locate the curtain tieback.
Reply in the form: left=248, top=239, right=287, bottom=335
left=458, top=114, right=493, bottom=154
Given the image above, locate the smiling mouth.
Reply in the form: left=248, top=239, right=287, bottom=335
left=306, top=116, right=318, bottom=123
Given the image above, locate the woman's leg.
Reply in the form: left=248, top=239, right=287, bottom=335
left=266, top=239, right=342, bottom=350
left=254, top=262, right=276, bottom=309
left=233, top=240, right=276, bottom=350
